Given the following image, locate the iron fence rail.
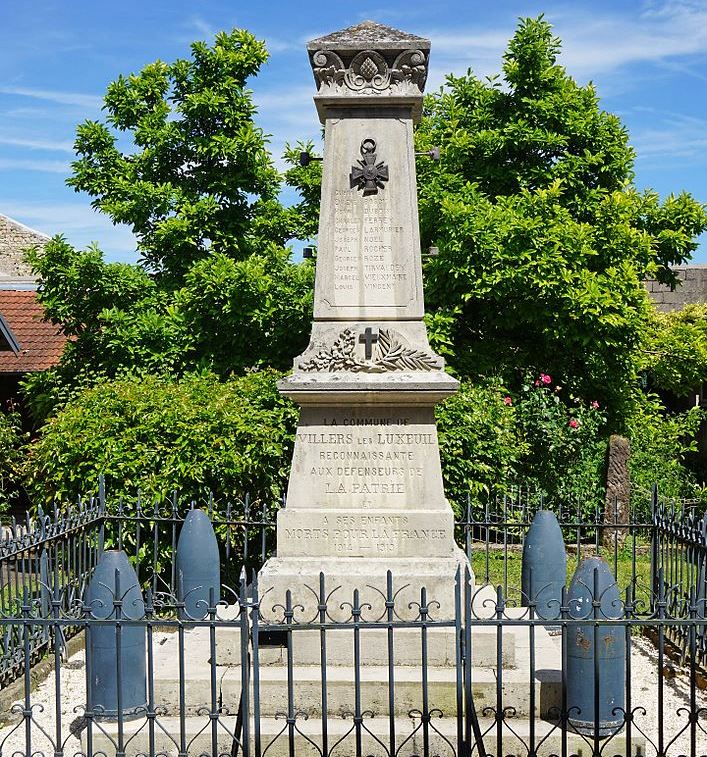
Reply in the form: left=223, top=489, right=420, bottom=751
left=3, top=485, right=707, bottom=678
left=0, top=487, right=275, bottom=686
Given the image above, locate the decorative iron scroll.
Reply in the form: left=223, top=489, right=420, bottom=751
left=298, top=327, right=442, bottom=372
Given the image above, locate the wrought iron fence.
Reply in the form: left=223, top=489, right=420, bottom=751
left=0, top=497, right=104, bottom=684
left=2, top=483, right=707, bottom=755
left=1, top=564, right=707, bottom=756
left=457, top=488, right=656, bottom=595
left=0, top=483, right=276, bottom=686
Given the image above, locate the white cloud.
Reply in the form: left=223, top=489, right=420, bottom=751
left=0, top=136, right=74, bottom=153
left=421, top=2, right=707, bottom=88
left=1, top=202, right=104, bottom=233
left=264, top=37, right=300, bottom=54
left=255, top=86, right=319, bottom=130
left=630, top=109, right=707, bottom=162
left=253, top=85, right=321, bottom=167
left=186, top=16, right=218, bottom=40
left=0, top=86, right=102, bottom=110
left=555, top=7, right=707, bottom=77
left=0, top=158, right=69, bottom=174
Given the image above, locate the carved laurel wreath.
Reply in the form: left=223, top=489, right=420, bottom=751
left=298, top=328, right=441, bottom=373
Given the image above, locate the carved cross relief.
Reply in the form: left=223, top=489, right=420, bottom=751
left=359, top=326, right=379, bottom=359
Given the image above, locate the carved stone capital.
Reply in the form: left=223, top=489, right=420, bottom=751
left=307, top=21, right=430, bottom=99
left=310, top=47, right=428, bottom=96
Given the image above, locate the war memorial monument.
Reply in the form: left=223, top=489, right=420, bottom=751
left=258, top=19, right=470, bottom=620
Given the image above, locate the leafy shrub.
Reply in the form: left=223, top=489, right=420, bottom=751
left=436, top=375, right=608, bottom=517
left=626, top=392, right=705, bottom=510
left=436, top=380, right=521, bottom=514
left=24, top=370, right=298, bottom=508
left=512, top=374, right=608, bottom=513
left=644, top=304, right=707, bottom=398
left=0, top=410, right=29, bottom=514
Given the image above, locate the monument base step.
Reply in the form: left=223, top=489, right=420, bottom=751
left=212, top=625, right=518, bottom=668
left=153, top=662, right=561, bottom=718
left=85, top=714, right=645, bottom=756
left=257, top=550, right=472, bottom=622
left=151, top=603, right=562, bottom=718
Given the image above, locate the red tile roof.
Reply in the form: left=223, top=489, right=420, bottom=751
left=0, top=290, right=66, bottom=373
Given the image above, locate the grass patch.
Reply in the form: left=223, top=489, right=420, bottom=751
left=471, top=543, right=653, bottom=606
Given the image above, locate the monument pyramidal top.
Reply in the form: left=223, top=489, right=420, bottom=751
left=307, top=20, right=430, bottom=50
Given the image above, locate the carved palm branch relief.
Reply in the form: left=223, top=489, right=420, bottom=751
left=298, top=328, right=441, bottom=372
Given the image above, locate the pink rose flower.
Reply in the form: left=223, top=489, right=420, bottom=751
left=503, top=396, right=512, bottom=406
left=540, top=374, right=552, bottom=385
left=591, top=400, right=599, bottom=409
left=569, top=418, right=579, bottom=429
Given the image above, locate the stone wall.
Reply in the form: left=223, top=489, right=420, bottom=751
left=0, top=214, right=47, bottom=278
left=645, top=266, right=707, bottom=312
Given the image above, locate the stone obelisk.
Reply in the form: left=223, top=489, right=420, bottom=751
left=259, top=20, right=469, bottom=620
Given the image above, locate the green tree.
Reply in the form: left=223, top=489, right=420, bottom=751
left=68, top=29, right=300, bottom=282
left=24, top=29, right=314, bottom=420
left=411, top=17, right=707, bottom=420
left=0, top=410, right=29, bottom=514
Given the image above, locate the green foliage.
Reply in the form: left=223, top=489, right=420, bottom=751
left=283, top=141, right=323, bottom=242
left=26, top=238, right=154, bottom=338
left=24, top=370, right=297, bottom=507
left=511, top=374, right=607, bottom=511
left=413, top=17, right=707, bottom=419
left=435, top=380, right=521, bottom=512
left=626, top=392, right=705, bottom=507
left=179, top=247, right=314, bottom=374
left=0, top=410, right=29, bottom=514
left=67, top=29, right=301, bottom=282
left=644, top=304, right=707, bottom=397
left=23, top=236, right=193, bottom=420
left=435, top=375, right=608, bottom=515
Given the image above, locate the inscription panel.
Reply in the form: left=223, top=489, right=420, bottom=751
left=314, top=116, right=423, bottom=319
left=277, top=509, right=455, bottom=558
left=285, top=405, right=448, bottom=511
left=332, top=191, right=407, bottom=307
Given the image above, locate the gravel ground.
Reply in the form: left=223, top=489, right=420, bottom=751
left=628, top=634, right=707, bottom=754
left=1, top=632, right=706, bottom=756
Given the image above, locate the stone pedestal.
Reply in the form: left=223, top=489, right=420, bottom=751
left=258, top=20, right=470, bottom=625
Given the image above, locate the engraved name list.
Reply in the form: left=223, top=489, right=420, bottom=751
left=332, top=190, right=408, bottom=307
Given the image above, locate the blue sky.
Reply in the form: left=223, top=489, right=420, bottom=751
left=1, top=0, right=707, bottom=263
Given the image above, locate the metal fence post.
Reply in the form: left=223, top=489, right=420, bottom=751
left=239, top=567, right=251, bottom=757
left=651, top=482, right=660, bottom=610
